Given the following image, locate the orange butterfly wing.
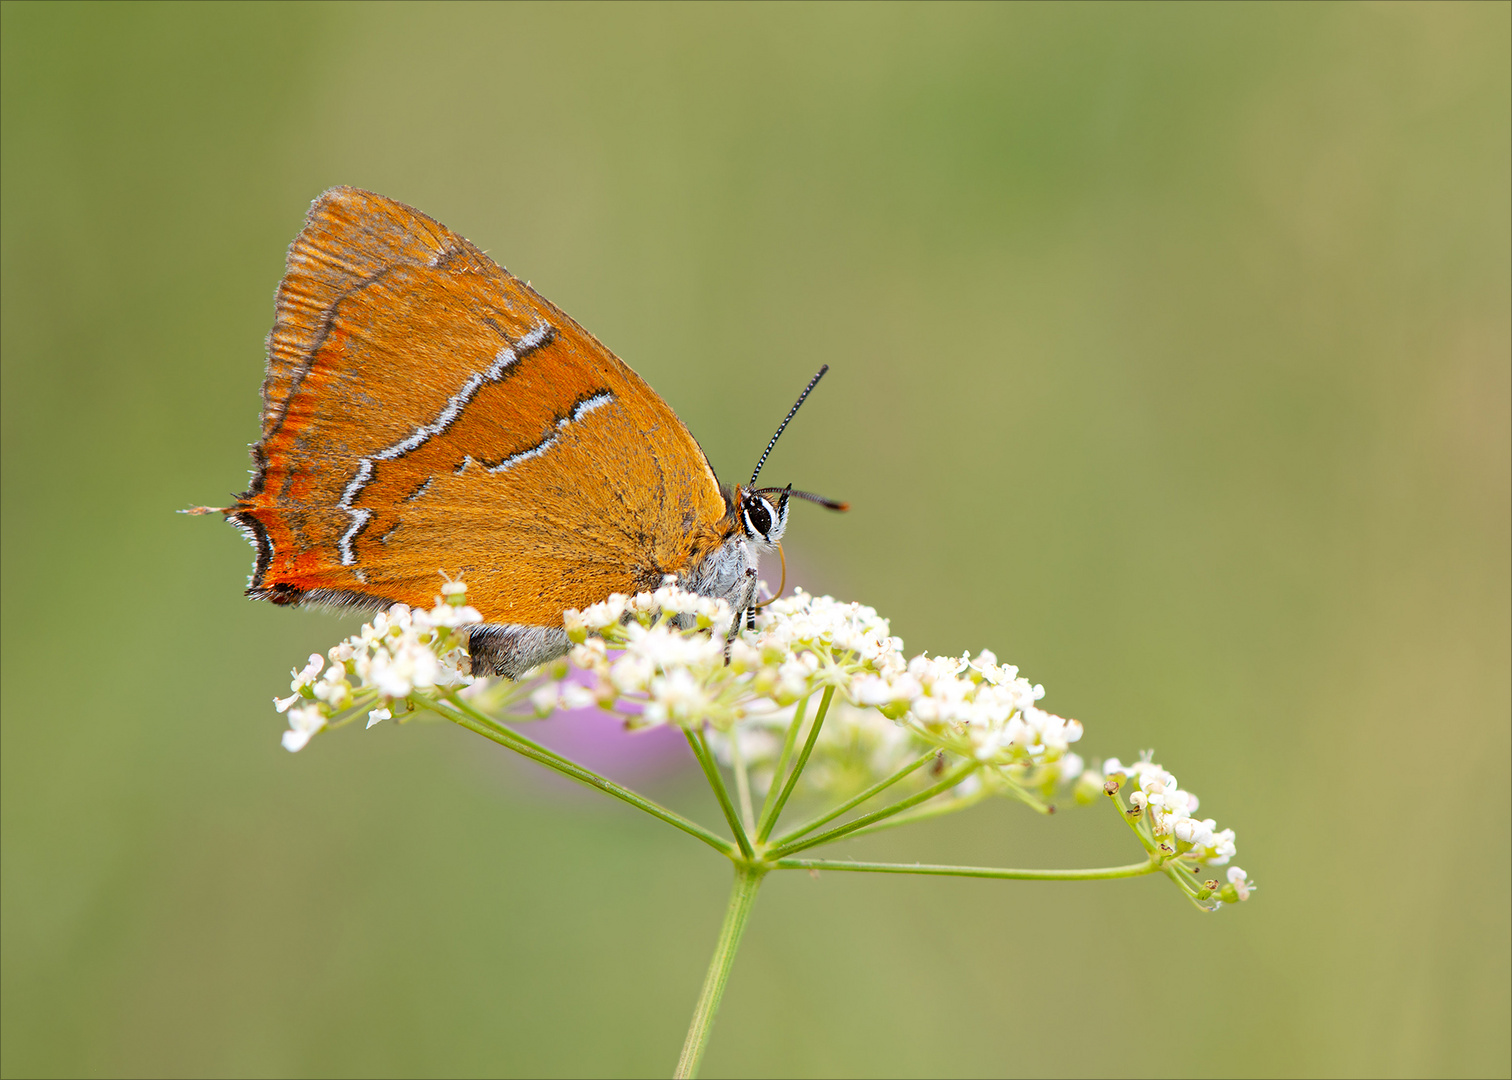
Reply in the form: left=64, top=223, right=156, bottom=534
left=230, top=187, right=731, bottom=624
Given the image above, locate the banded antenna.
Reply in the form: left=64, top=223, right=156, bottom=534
left=750, top=365, right=830, bottom=488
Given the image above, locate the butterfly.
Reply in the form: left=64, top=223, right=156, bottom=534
left=211, top=187, right=845, bottom=677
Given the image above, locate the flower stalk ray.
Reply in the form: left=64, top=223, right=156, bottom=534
left=764, top=759, right=982, bottom=859
left=432, top=694, right=736, bottom=857
left=754, top=693, right=808, bottom=842
left=770, top=857, right=1161, bottom=881
left=686, top=726, right=755, bottom=860
left=768, top=749, right=938, bottom=847
left=757, top=684, right=833, bottom=842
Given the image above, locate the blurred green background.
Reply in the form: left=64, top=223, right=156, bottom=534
left=3, top=2, right=1508, bottom=1077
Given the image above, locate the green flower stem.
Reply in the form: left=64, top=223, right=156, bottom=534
left=686, top=727, right=755, bottom=860
left=1104, top=780, right=1160, bottom=856
left=431, top=697, right=734, bottom=857
left=766, top=760, right=981, bottom=858
left=755, top=685, right=835, bottom=842
left=771, top=857, right=1160, bottom=881
left=675, top=863, right=766, bottom=1080
left=754, top=694, right=809, bottom=842
left=991, top=775, right=1055, bottom=815
left=835, top=781, right=991, bottom=841
left=439, top=692, right=606, bottom=779
left=1162, top=864, right=1222, bottom=912
left=728, top=727, right=756, bottom=834
left=1163, top=861, right=1199, bottom=894
left=769, top=750, right=939, bottom=847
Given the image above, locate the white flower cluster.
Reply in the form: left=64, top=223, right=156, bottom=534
left=563, top=584, right=733, bottom=642
left=550, top=585, right=735, bottom=725
left=856, top=650, right=1084, bottom=769
left=1103, top=754, right=1247, bottom=890
left=274, top=583, right=479, bottom=752
left=554, top=586, right=915, bottom=731
left=557, top=587, right=1082, bottom=768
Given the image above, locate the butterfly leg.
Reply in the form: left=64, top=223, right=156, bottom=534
left=723, top=569, right=758, bottom=665
left=744, top=571, right=757, bottom=631
left=743, top=568, right=759, bottom=631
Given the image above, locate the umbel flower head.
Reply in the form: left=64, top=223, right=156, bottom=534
left=272, top=579, right=1252, bottom=911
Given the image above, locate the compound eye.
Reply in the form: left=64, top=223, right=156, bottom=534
left=743, top=496, right=773, bottom=538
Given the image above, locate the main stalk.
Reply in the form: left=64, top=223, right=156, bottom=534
left=674, top=862, right=767, bottom=1079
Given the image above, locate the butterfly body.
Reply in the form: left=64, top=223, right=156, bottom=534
left=224, top=188, right=818, bottom=677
